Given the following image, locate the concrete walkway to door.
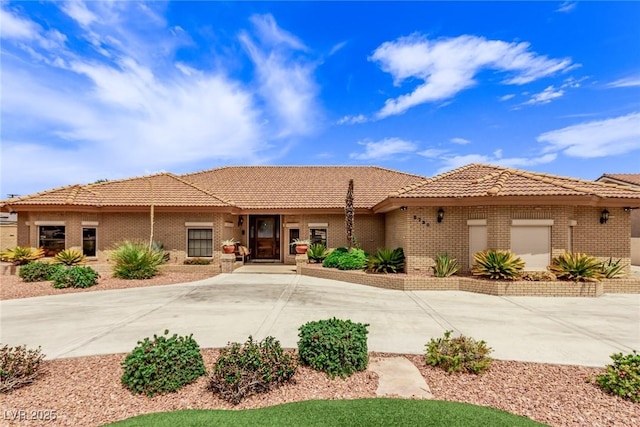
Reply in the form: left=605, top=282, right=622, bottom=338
left=1, top=273, right=638, bottom=366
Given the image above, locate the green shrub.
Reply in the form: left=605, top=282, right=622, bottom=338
left=600, top=258, right=627, bottom=279
left=183, top=258, right=211, bottom=265
left=548, top=252, right=603, bottom=282
left=425, top=330, right=492, bottom=375
left=121, top=330, right=206, bottom=397
left=209, top=336, right=297, bottom=404
left=337, top=249, right=367, bottom=270
left=432, top=253, right=460, bottom=277
left=298, top=317, right=369, bottom=379
left=18, top=262, right=63, bottom=282
left=366, top=248, right=405, bottom=273
left=151, top=241, right=170, bottom=263
left=0, top=344, right=46, bottom=393
left=595, top=350, right=640, bottom=402
left=0, top=247, right=44, bottom=265
left=52, top=249, right=86, bottom=266
left=51, top=266, right=99, bottom=289
left=111, top=241, right=165, bottom=279
left=307, top=243, right=329, bottom=263
left=322, top=247, right=349, bottom=268
left=472, top=249, right=524, bottom=280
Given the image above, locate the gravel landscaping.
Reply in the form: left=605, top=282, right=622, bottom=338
left=1, top=271, right=638, bottom=426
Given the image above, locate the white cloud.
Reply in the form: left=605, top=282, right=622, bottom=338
left=60, top=1, right=97, bottom=28
left=523, top=85, right=564, bottom=105
left=329, top=41, right=348, bottom=56
left=0, top=6, right=41, bottom=40
left=556, top=1, right=577, bottom=13
left=1, top=7, right=324, bottom=195
left=240, top=14, right=320, bottom=138
left=538, top=112, right=640, bottom=158
left=499, top=94, right=515, bottom=102
left=607, top=76, right=640, bottom=88
left=417, top=148, right=449, bottom=158
left=450, top=137, right=470, bottom=145
left=249, top=13, right=308, bottom=51
left=369, top=34, right=573, bottom=118
left=350, top=137, right=417, bottom=160
left=337, top=114, right=368, bottom=125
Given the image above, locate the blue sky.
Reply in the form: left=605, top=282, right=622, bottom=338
left=1, top=1, right=639, bottom=197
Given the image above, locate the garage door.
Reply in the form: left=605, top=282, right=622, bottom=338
left=511, top=223, right=551, bottom=271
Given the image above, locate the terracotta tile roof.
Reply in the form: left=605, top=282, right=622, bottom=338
left=391, top=164, right=640, bottom=199
left=597, top=173, right=640, bottom=187
left=181, top=166, right=426, bottom=209
left=3, top=173, right=234, bottom=208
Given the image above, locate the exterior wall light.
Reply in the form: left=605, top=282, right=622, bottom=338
left=437, top=208, right=445, bottom=223
left=600, top=208, right=609, bottom=224
left=400, top=206, right=408, bottom=211
left=238, top=216, right=244, bottom=227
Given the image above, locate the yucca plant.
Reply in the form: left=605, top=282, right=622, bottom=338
left=52, top=249, right=86, bottom=266
left=548, top=252, right=603, bottom=282
left=0, top=247, right=45, bottom=265
left=600, top=258, right=627, bottom=279
left=307, top=243, right=328, bottom=263
left=432, top=253, right=460, bottom=277
left=111, top=241, right=166, bottom=279
left=472, top=249, right=524, bottom=280
left=366, top=248, right=405, bottom=273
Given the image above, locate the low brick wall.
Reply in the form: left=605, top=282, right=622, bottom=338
left=603, top=278, right=640, bottom=294
left=300, top=265, right=638, bottom=297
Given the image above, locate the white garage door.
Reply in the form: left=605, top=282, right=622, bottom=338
left=511, top=226, right=551, bottom=271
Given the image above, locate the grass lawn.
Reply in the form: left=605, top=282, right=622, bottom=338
left=107, top=398, right=546, bottom=426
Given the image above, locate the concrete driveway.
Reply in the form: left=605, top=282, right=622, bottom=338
left=1, top=274, right=638, bottom=366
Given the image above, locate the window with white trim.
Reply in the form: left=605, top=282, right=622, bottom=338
left=187, top=228, right=213, bottom=257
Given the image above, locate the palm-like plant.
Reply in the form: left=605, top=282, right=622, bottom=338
left=472, top=249, right=524, bottom=280
left=599, top=258, right=627, bottom=279
left=366, top=248, right=405, bottom=273
left=111, top=241, right=165, bottom=279
left=52, top=249, right=86, bottom=266
left=0, top=247, right=45, bottom=265
left=548, top=252, right=604, bottom=282
left=307, top=243, right=328, bottom=263
left=432, top=253, right=460, bottom=277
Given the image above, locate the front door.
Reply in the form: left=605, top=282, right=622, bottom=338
left=250, top=215, right=280, bottom=260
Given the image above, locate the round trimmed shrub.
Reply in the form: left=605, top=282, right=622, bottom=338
left=298, top=317, right=369, bottom=378
left=322, top=247, right=348, bottom=268
left=337, top=249, right=367, bottom=270
left=121, top=330, right=206, bottom=397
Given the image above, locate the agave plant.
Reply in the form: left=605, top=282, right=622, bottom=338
left=600, top=258, right=627, bottom=279
left=548, top=252, right=604, bottom=282
left=432, top=253, right=460, bottom=277
left=366, top=248, right=405, bottom=273
left=0, top=247, right=45, bottom=265
left=472, top=249, right=524, bottom=280
left=306, top=243, right=328, bottom=263
left=52, top=249, right=86, bottom=266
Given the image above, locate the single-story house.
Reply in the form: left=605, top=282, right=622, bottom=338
left=2, top=163, right=640, bottom=273
left=596, top=173, right=640, bottom=265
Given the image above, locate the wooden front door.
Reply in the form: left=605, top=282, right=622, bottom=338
left=250, top=215, right=280, bottom=260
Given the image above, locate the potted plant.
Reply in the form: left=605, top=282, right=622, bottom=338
left=221, top=239, right=238, bottom=254
left=290, top=238, right=311, bottom=254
